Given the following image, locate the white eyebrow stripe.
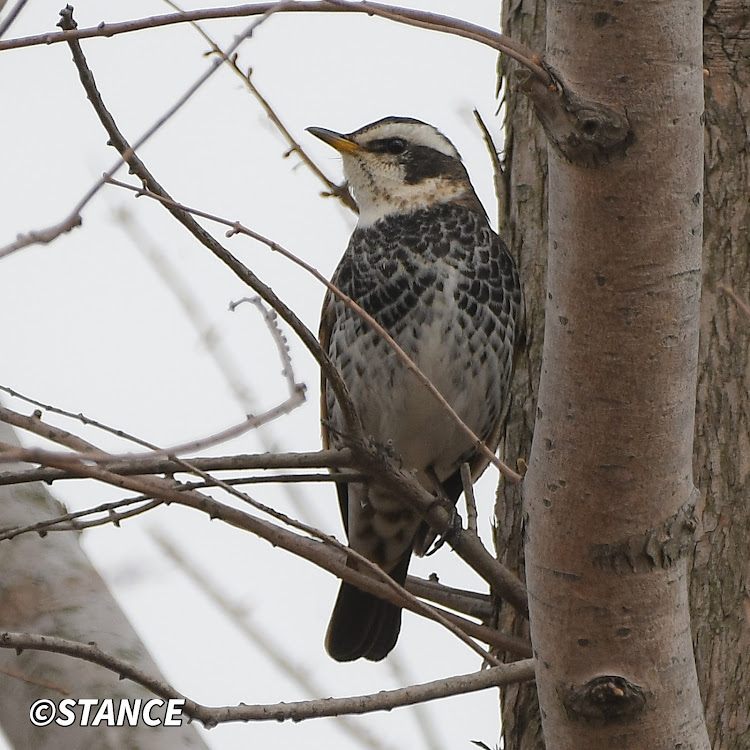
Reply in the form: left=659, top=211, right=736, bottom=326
left=354, top=121, right=460, bottom=160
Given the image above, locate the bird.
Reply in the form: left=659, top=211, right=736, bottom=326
left=309, top=116, right=523, bottom=662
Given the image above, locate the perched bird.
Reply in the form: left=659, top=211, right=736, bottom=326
left=310, top=117, right=523, bottom=662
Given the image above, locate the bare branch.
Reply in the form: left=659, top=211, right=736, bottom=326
left=0, top=448, right=355, bottom=487
left=0, top=0, right=30, bottom=38
left=473, top=108, right=506, bottom=229
left=0, top=383, right=160, bottom=450
left=406, top=576, right=490, bottom=619
left=0, top=387, right=306, bottom=461
left=0, top=438, right=524, bottom=653
left=0, top=3, right=295, bottom=260
left=0, top=3, right=550, bottom=86
left=0, top=631, right=535, bottom=725
left=0, top=495, right=162, bottom=542
left=1, top=379, right=526, bottom=619
left=230, top=297, right=299, bottom=396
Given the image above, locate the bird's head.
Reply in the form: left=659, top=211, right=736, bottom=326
left=307, top=117, right=482, bottom=226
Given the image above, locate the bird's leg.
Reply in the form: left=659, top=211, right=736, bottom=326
left=420, top=466, right=463, bottom=557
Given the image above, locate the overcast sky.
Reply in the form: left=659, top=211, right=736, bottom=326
left=0, top=2, right=512, bottom=748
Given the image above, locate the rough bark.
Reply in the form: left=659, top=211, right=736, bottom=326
left=0, top=423, right=208, bottom=750
left=692, top=2, right=750, bottom=748
left=495, top=0, right=548, bottom=747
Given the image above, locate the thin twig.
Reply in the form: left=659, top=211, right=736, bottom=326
left=473, top=108, right=506, bottom=230
left=0, top=496, right=162, bottom=542
left=160, top=0, right=357, bottom=212
left=0, top=388, right=306, bottom=462
left=0, top=0, right=30, bottom=39
left=230, top=297, right=298, bottom=395
left=717, top=283, right=750, bottom=319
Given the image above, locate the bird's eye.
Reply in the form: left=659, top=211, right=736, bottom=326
left=368, top=138, right=408, bottom=155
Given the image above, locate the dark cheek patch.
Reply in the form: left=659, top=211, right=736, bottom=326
left=403, top=146, right=457, bottom=184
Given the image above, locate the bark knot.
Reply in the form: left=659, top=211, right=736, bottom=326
left=590, top=491, right=699, bottom=573
left=563, top=675, right=647, bottom=723
left=516, top=66, right=634, bottom=168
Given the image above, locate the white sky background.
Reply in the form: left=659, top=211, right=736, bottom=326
left=0, top=2, right=512, bottom=748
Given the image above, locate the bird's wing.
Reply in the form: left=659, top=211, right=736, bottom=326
left=319, top=282, right=351, bottom=532
left=468, top=233, right=526, bottom=483
left=318, top=286, right=335, bottom=452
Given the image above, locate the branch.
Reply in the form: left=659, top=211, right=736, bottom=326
left=351, top=438, right=529, bottom=615
left=0, top=434, right=528, bottom=651
left=0, top=439, right=525, bottom=656
left=406, top=576, right=491, bottom=620
left=0, top=2, right=550, bottom=85
left=0, top=0, right=30, bottom=38
left=0, top=448, right=355, bottom=486
left=0, top=4, right=277, bottom=260
left=0, top=631, right=535, bottom=725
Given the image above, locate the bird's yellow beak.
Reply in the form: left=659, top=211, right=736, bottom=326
left=307, top=127, right=363, bottom=154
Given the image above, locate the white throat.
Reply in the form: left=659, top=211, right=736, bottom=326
left=354, top=178, right=470, bottom=227
left=344, top=155, right=470, bottom=227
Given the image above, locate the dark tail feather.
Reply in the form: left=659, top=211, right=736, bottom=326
left=325, top=550, right=411, bottom=662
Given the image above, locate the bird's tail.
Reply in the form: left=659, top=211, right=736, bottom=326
left=325, top=548, right=411, bottom=662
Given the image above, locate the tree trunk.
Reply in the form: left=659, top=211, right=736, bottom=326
left=692, top=2, right=750, bottom=747
left=496, top=0, right=548, bottom=747
left=523, top=0, right=707, bottom=745
left=497, top=0, right=731, bottom=747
